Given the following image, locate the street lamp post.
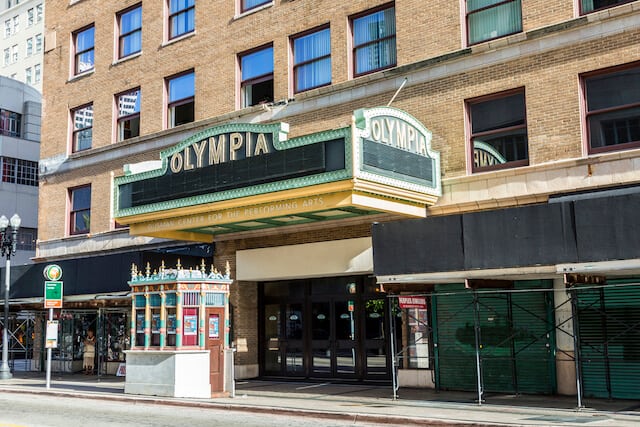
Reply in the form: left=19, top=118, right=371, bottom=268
left=0, top=213, right=20, bottom=380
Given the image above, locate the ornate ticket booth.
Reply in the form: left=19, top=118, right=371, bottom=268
left=124, top=260, right=232, bottom=398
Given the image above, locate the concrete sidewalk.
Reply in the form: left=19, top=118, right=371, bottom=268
left=0, top=372, right=639, bottom=426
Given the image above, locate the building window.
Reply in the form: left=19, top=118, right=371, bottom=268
left=468, top=89, right=528, bottom=172
left=584, top=64, right=640, bottom=153
left=168, top=0, right=194, bottom=40
left=25, top=67, right=31, bottom=84
left=34, top=63, right=40, bottom=83
left=403, top=306, right=431, bottom=369
left=292, top=26, right=331, bottom=93
left=167, top=71, right=194, bottom=127
left=27, top=8, right=34, bottom=26
left=73, top=25, right=95, bottom=75
left=351, top=5, right=396, bottom=77
left=240, top=45, right=273, bottom=107
left=0, top=108, right=21, bottom=137
left=12, top=16, right=18, bottom=34
left=36, top=4, right=43, bottom=22
left=26, top=37, right=32, bottom=56
left=4, top=20, right=10, bottom=38
left=16, top=227, right=37, bottom=251
left=117, top=88, right=141, bottom=141
left=118, top=5, right=142, bottom=59
left=466, top=0, right=522, bottom=45
left=71, top=104, right=93, bottom=152
left=3, top=48, right=9, bottom=66
left=241, top=0, right=271, bottom=13
left=35, top=33, right=42, bottom=52
left=1, top=157, right=38, bottom=186
left=11, top=44, right=17, bottom=63
left=69, top=185, right=91, bottom=235
left=1, top=157, right=15, bottom=182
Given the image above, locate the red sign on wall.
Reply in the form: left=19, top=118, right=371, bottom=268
left=398, top=296, right=427, bottom=309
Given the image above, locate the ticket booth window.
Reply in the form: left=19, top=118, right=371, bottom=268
left=151, top=309, right=161, bottom=346
left=135, top=310, right=145, bottom=347
left=182, top=307, right=198, bottom=346
left=166, top=307, right=177, bottom=346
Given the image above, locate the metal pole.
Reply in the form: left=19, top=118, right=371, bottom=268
left=46, top=308, right=53, bottom=389
left=0, top=256, right=12, bottom=379
left=389, top=297, right=398, bottom=400
left=569, top=289, right=584, bottom=409
left=473, top=291, right=483, bottom=405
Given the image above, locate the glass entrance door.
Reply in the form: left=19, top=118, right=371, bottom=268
left=310, top=299, right=358, bottom=378
left=260, top=276, right=391, bottom=381
left=262, top=303, right=304, bottom=377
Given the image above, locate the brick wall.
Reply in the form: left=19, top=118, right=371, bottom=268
left=40, top=1, right=640, bottom=235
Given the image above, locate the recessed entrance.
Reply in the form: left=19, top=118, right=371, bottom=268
left=260, top=276, right=390, bottom=382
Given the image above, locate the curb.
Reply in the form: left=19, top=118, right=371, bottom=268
left=0, top=387, right=509, bottom=427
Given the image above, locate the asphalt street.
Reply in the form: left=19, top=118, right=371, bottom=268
left=0, top=392, right=407, bottom=427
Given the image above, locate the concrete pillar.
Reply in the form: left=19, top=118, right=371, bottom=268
left=553, top=277, right=577, bottom=395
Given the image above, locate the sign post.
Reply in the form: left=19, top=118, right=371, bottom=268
left=43, top=265, right=63, bottom=390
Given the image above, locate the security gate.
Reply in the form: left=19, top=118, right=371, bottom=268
left=0, top=312, right=37, bottom=371
left=574, top=280, right=640, bottom=399
left=433, top=281, right=556, bottom=395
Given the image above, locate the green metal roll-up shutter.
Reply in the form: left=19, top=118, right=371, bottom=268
left=433, top=280, right=555, bottom=394
left=433, top=283, right=477, bottom=391
left=510, top=280, right=556, bottom=394
left=576, top=279, right=640, bottom=399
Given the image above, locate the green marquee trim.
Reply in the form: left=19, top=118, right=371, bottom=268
left=114, top=125, right=353, bottom=218
left=353, top=106, right=442, bottom=197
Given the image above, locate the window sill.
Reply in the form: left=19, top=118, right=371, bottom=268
left=162, top=31, right=196, bottom=48
left=112, top=51, right=142, bottom=67
left=233, top=2, right=274, bottom=21
left=67, top=69, right=94, bottom=83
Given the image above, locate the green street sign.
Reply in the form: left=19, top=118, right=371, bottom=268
left=44, top=281, right=63, bottom=308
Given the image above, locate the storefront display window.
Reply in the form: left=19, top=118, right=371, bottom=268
left=405, top=307, right=430, bottom=369
left=102, top=312, right=129, bottom=362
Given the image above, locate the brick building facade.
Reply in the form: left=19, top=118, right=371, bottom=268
left=32, top=0, right=640, bottom=400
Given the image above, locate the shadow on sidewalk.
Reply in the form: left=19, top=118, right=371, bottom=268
left=234, top=379, right=640, bottom=414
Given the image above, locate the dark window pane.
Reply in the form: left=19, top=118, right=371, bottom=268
left=589, top=107, right=640, bottom=148
left=581, top=0, right=633, bottom=13
left=120, top=116, right=140, bottom=140
left=171, top=101, right=194, bottom=126
left=471, top=93, right=525, bottom=133
left=470, top=91, right=528, bottom=171
left=473, top=128, right=528, bottom=167
left=585, top=66, right=640, bottom=151
left=586, top=67, right=640, bottom=111
left=72, top=186, right=91, bottom=210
